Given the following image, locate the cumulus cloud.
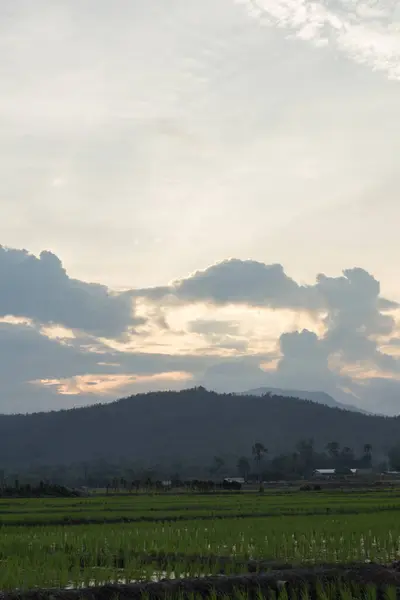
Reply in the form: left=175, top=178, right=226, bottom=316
left=139, top=259, right=319, bottom=309
left=140, top=258, right=400, bottom=411
left=140, top=259, right=397, bottom=319
left=266, top=267, right=400, bottom=397
left=0, top=246, right=143, bottom=338
left=236, top=0, right=400, bottom=80
left=2, top=246, right=400, bottom=414
left=140, top=261, right=400, bottom=389
left=273, top=328, right=350, bottom=393
left=315, top=268, right=399, bottom=372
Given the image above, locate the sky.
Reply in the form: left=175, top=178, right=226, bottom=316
left=1, top=0, right=400, bottom=415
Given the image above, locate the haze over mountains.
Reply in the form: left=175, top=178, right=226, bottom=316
left=243, top=387, right=373, bottom=415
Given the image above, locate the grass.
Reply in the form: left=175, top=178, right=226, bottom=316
left=0, top=489, right=400, bottom=592
left=1, top=489, right=400, bottom=525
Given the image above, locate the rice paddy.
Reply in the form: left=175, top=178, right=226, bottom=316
left=2, top=489, right=400, bottom=596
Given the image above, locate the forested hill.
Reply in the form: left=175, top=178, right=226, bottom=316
left=1, top=387, right=399, bottom=468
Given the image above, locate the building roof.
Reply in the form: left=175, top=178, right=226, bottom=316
left=314, top=469, right=335, bottom=474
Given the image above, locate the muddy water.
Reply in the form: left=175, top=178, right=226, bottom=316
left=65, top=570, right=211, bottom=589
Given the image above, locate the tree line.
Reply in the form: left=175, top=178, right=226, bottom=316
left=231, top=439, right=375, bottom=481
left=3, top=437, right=399, bottom=491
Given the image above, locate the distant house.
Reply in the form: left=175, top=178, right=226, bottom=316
left=313, top=468, right=372, bottom=480
left=312, top=469, right=336, bottom=479
left=383, top=471, right=400, bottom=478
left=223, top=477, right=245, bottom=484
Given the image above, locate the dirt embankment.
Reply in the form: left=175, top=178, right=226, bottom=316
left=3, top=563, right=400, bottom=600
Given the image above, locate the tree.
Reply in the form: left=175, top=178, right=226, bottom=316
left=237, top=456, right=251, bottom=480
left=252, top=443, right=266, bottom=461
left=252, top=443, right=267, bottom=481
left=326, top=441, right=340, bottom=459
left=363, top=443, right=373, bottom=467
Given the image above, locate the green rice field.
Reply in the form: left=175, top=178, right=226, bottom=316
left=2, top=489, right=400, bottom=595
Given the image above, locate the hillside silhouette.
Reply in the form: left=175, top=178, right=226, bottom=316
left=1, top=387, right=399, bottom=468
left=242, top=387, right=372, bottom=414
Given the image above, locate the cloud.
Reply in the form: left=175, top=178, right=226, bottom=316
left=188, top=318, right=249, bottom=353
left=236, top=0, right=400, bottom=80
left=36, top=371, right=192, bottom=397
left=315, top=267, right=399, bottom=372
left=139, top=259, right=319, bottom=309
left=140, top=259, right=397, bottom=318
left=1, top=245, right=400, bottom=415
left=155, top=259, right=400, bottom=411
left=0, top=317, right=221, bottom=412
left=265, top=268, right=400, bottom=397
left=0, top=246, right=143, bottom=338
left=273, top=328, right=349, bottom=393
left=188, top=319, right=241, bottom=336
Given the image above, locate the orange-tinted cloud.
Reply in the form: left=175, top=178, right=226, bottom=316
left=34, top=371, right=193, bottom=396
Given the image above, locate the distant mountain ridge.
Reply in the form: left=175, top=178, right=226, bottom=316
left=0, top=388, right=393, bottom=468
left=243, top=386, right=372, bottom=415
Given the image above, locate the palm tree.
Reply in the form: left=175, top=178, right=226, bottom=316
left=252, top=443, right=267, bottom=481
left=252, top=442, right=266, bottom=462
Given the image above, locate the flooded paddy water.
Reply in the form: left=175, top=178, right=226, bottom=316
left=2, top=490, right=400, bottom=595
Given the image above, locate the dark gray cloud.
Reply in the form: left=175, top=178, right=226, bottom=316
left=141, top=261, right=399, bottom=374
left=266, top=267, right=400, bottom=404
left=273, top=329, right=351, bottom=396
left=316, top=268, right=398, bottom=373
left=0, top=322, right=123, bottom=386
left=186, top=263, right=400, bottom=414
left=139, top=259, right=318, bottom=309
left=139, top=260, right=398, bottom=317
left=0, top=246, right=143, bottom=338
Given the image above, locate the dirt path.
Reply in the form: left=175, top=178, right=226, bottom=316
left=3, top=562, right=400, bottom=599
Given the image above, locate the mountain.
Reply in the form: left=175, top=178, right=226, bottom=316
left=0, top=388, right=396, bottom=468
left=243, top=387, right=371, bottom=414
